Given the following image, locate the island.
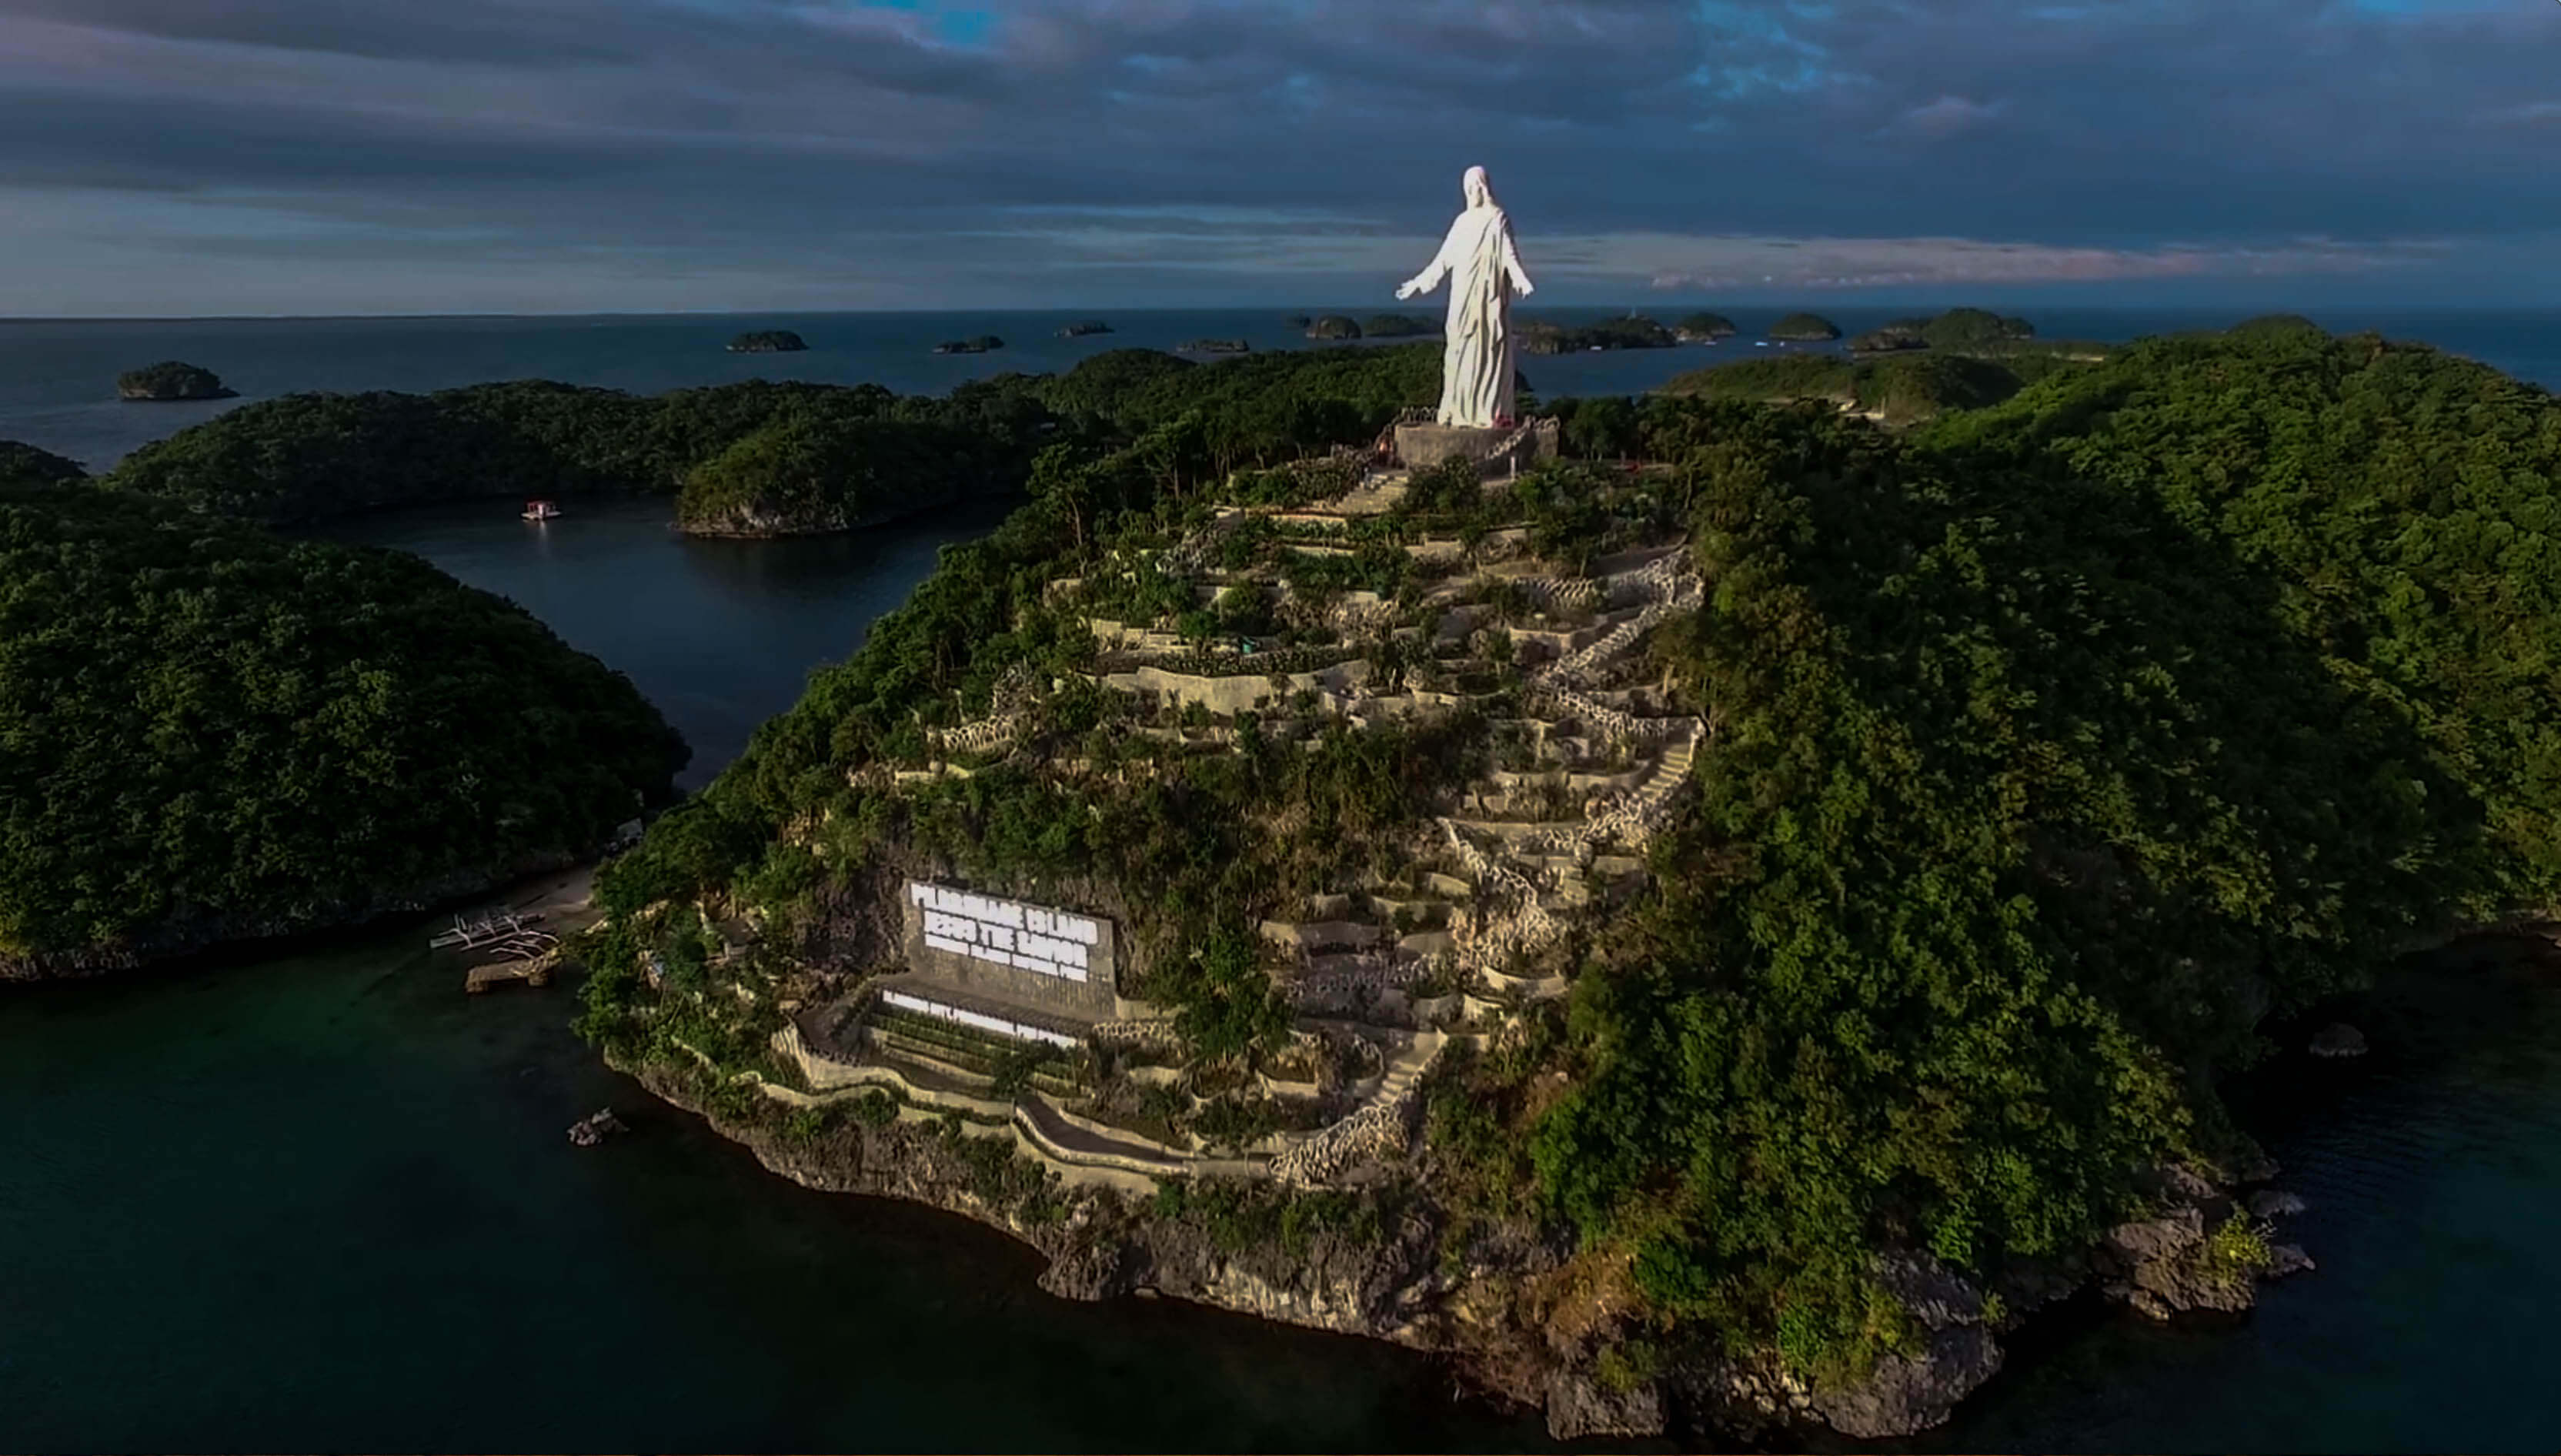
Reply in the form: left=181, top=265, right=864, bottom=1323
left=1765, top=312, right=1842, bottom=342
left=84, top=322, right=2555, bottom=1446
left=1674, top=312, right=1737, bottom=342
left=0, top=465, right=684, bottom=980
left=116, top=360, right=235, bottom=402
left=102, top=376, right=1053, bottom=536
left=1177, top=338, right=1251, bottom=355
left=1658, top=351, right=2038, bottom=424
left=546, top=319, right=2558, bottom=1444
left=2226, top=312, right=2328, bottom=338
left=1518, top=315, right=1678, bottom=355
left=726, top=330, right=808, bottom=353
left=1849, top=307, right=2033, bottom=354
left=1362, top=313, right=1433, bottom=338
left=1057, top=320, right=1114, bottom=338
left=1303, top=315, right=1362, bottom=340
left=1658, top=312, right=2120, bottom=424
left=675, top=398, right=1040, bottom=537
left=933, top=336, right=1006, bottom=355
left=1285, top=315, right=1312, bottom=329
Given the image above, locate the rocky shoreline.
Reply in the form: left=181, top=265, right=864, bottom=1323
left=616, top=1042, right=2319, bottom=1443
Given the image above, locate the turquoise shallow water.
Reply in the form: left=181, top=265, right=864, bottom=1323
left=3, top=313, right=2559, bottom=1451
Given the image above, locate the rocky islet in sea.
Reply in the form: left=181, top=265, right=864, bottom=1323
left=115, top=360, right=235, bottom=401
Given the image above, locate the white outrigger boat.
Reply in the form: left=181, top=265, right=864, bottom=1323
left=428, top=909, right=543, bottom=951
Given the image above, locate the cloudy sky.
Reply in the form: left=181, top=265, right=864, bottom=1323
left=2, top=0, right=2556, bottom=315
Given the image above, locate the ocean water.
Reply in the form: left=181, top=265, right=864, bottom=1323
left=309, top=499, right=1013, bottom=792
left=2, top=311, right=2560, bottom=1451
left=5, top=306, right=2557, bottom=472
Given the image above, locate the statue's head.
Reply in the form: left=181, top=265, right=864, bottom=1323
left=1463, top=165, right=1494, bottom=209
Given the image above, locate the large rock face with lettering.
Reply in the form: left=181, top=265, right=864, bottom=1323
left=901, top=880, right=1119, bottom=1020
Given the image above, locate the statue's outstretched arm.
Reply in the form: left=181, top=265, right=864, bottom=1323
left=1397, top=232, right=1454, bottom=299
left=1500, top=217, right=1534, bottom=297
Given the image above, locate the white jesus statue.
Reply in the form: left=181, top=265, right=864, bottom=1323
left=1396, top=165, right=1535, bottom=429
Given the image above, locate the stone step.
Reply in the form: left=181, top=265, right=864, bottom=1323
left=1259, top=919, right=1382, bottom=953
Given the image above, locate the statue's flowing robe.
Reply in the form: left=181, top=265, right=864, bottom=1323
left=1406, top=203, right=1533, bottom=428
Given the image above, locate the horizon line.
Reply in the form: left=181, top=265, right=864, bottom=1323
left=5, top=302, right=2559, bottom=326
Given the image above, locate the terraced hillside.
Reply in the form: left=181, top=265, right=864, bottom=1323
left=573, top=325, right=2561, bottom=1444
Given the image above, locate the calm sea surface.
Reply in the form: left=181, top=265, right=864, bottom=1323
left=4, top=306, right=2558, bottom=470
left=2, top=311, right=2558, bottom=1451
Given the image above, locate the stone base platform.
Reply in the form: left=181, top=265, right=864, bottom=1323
left=1394, top=418, right=1558, bottom=473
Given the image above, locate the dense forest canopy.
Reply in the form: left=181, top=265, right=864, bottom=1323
left=1660, top=351, right=2046, bottom=422
left=0, top=474, right=685, bottom=970
left=583, top=320, right=2561, bottom=1388
left=102, top=349, right=1451, bottom=533
left=102, top=376, right=1055, bottom=532
left=0, top=440, right=85, bottom=485
left=1925, top=326, right=2561, bottom=907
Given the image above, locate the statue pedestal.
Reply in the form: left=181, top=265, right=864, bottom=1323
left=1393, top=419, right=1559, bottom=474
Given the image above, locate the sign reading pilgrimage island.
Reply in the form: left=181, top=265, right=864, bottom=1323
left=901, top=880, right=1119, bottom=1019
left=912, top=881, right=1101, bottom=981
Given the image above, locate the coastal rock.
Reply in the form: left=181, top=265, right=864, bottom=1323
left=2216, top=1137, right=2282, bottom=1184
left=1875, top=1250, right=1986, bottom=1331
left=1987, top=1254, right=2089, bottom=1326
left=2143, top=1162, right=2222, bottom=1204
left=1802, top=1324, right=2002, bottom=1441
left=1666, top=1251, right=2008, bottom=1441
left=1544, top=1367, right=1666, bottom=1441
left=1036, top=1237, right=1144, bottom=1301
left=2247, top=1190, right=2309, bottom=1219
left=2130, top=1245, right=2255, bottom=1315
left=2310, top=1022, right=2369, bottom=1057
left=2269, top=1243, right=2317, bottom=1277
left=2103, top=1206, right=2206, bottom=1265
